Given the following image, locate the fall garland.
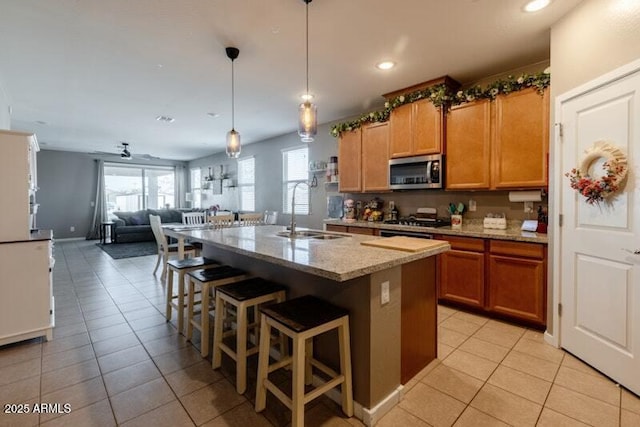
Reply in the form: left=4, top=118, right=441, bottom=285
left=565, top=141, right=627, bottom=205
left=330, top=71, right=550, bottom=137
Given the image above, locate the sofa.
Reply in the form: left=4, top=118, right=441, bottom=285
left=111, top=209, right=197, bottom=243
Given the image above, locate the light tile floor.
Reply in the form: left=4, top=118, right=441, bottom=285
left=0, top=239, right=638, bottom=426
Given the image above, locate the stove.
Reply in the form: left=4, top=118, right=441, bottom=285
left=384, top=206, right=451, bottom=228
left=397, top=217, right=451, bottom=228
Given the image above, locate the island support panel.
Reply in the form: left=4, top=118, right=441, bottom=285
left=201, top=244, right=405, bottom=410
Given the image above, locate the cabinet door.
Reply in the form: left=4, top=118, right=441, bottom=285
left=338, top=129, right=362, bottom=192
left=389, top=103, right=413, bottom=158
left=488, top=254, right=545, bottom=325
left=492, top=88, right=549, bottom=188
left=326, top=224, right=348, bottom=233
left=445, top=100, right=491, bottom=189
left=438, top=249, right=485, bottom=308
left=347, top=226, right=377, bottom=236
left=413, top=99, right=442, bottom=155
left=362, top=122, right=390, bottom=192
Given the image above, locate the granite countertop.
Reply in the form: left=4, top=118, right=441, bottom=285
left=324, top=219, right=548, bottom=244
left=173, top=225, right=450, bottom=282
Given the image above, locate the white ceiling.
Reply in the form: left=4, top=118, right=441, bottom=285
left=0, top=0, right=582, bottom=161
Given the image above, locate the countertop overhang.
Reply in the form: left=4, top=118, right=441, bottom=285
left=324, top=219, right=548, bottom=244
left=172, top=225, right=450, bottom=282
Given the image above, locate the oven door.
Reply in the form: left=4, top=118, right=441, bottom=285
left=380, top=230, right=434, bottom=239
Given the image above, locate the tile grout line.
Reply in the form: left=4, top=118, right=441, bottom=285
left=76, top=241, right=258, bottom=426
left=78, top=243, right=200, bottom=426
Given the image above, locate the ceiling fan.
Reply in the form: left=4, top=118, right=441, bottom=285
left=92, top=142, right=160, bottom=161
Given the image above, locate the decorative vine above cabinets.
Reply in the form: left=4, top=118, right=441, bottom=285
left=330, top=71, right=550, bottom=138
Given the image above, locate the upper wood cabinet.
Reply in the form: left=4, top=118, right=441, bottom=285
left=446, top=100, right=492, bottom=189
left=492, top=88, right=549, bottom=188
left=390, top=99, right=443, bottom=158
left=362, top=122, right=390, bottom=192
left=445, top=87, right=549, bottom=190
left=338, top=122, right=390, bottom=193
left=337, top=128, right=362, bottom=193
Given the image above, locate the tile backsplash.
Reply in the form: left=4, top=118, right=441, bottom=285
left=342, top=189, right=548, bottom=222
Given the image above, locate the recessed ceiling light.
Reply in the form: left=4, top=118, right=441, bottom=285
left=207, top=112, right=221, bottom=118
left=300, top=93, right=314, bottom=101
left=156, top=115, right=175, bottom=123
left=376, top=61, right=396, bottom=70
left=523, top=0, right=551, bottom=12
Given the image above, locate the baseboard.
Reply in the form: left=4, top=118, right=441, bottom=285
left=266, top=346, right=402, bottom=426
left=53, top=237, right=85, bottom=242
left=544, top=330, right=559, bottom=348
left=311, top=374, right=402, bottom=426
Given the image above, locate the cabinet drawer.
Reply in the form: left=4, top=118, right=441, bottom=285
left=490, top=240, right=544, bottom=259
left=437, top=235, right=484, bottom=252
left=348, top=226, right=377, bottom=236
left=326, top=224, right=348, bottom=233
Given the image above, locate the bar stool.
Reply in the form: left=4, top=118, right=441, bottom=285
left=186, top=266, right=249, bottom=357
left=255, top=295, right=353, bottom=427
left=165, top=257, right=220, bottom=334
left=212, top=278, right=287, bottom=394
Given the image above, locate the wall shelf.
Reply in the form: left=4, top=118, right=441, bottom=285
left=309, top=168, right=327, bottom=174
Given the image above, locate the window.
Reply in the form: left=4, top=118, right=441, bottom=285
left=237, top=157, right=255, bottom=211
left=190, top=167, right=202, bottom=208
left=282, top=146, right=309, bottom=215
left=104, top=163, right=175, bottom=217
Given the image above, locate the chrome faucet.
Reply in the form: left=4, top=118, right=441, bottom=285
left=289, top=181, right=309, bottom=237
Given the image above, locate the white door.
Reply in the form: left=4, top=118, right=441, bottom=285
left=558, top=62, right=640, bottom=395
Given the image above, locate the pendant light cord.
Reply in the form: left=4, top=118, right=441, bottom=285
left=231, top=59, right=235, bottom=130
left=305, top=0, right=309, bottom=95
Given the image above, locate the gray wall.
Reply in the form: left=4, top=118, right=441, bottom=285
left=0, top=81, right=9, bottom=129
left=189, top=122, right=339, bottom=230
left=37, top=150, right=97, bottom=239
left=37, top=150, right=188, bottom=239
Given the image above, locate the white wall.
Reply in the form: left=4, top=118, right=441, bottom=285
left=547, top=0, right=640, bottom=337
left=551, top=0, right=640, bottom=96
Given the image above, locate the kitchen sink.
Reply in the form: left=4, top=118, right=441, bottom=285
left=275, top=230, right=346, bottom=240
left=310, top=234, right=344, bottom=240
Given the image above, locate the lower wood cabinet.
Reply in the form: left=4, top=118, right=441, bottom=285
left=435, top=235, right=547, bottom=326
left=437, top=237, right=485, bottom=308
left=488, top=240, right=546, bottom=325
left=325, top=224, right=379, bottom=236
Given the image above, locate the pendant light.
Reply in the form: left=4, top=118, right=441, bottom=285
left=225, top=47, right=241, bottom=158
left=298, top=0, right=317, bottom=143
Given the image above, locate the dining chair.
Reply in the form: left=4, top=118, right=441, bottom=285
left=208, top=213, right=235, bottom=229
left=264, top=211, right=278, bottom=225
left=182, top=211, right=206, bottom=225
left=238, top=212, right=263, bottom=226
left=149, top=214, right=196, bottom=281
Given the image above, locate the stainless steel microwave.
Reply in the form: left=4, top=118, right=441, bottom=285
left=389, top=154, right=444, bottom=190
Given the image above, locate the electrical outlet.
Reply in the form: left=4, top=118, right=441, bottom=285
left=524, top=201, right=533, bottom=213
left=469, top=199, right=477, bottom=212
left=381, top=281, right=390, bottom=305
left=70, top=226, right=75, bottom=232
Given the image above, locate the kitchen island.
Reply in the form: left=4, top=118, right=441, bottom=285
left=172, top=225, right=449, bottom=425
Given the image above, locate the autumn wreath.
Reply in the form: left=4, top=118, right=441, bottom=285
left=565, top=141, right=627, bottom=205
